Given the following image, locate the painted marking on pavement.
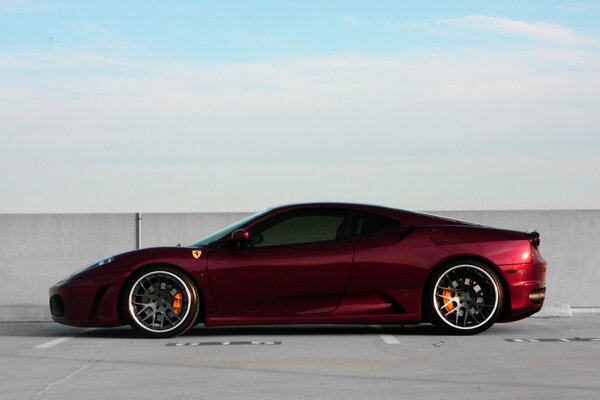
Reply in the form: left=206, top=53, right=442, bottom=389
left=380, top=335, right=400, bottom=344
left=36, top=359, right=99, bottom=396
left=505, top=337, right=600, bottom=343
left=35, top=337, right=73, bottom=349
left=166, top=340, right=282, bottom=346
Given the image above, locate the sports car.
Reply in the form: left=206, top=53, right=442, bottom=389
left=49, top=203, right=546, bottom=338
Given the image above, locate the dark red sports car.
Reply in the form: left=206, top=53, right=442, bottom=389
left=49, top=203, right=546, bottom=338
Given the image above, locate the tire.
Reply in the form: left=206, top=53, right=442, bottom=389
left=123, top=266, right=200, bottom=338
left=427, top=260, right=504, bottom=335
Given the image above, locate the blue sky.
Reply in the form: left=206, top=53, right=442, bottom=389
left=3, top=1, right=600, bottom=62
left=1, top=1, right=599, bottom=212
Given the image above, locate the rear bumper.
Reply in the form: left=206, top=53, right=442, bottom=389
left=499, top=261, right=546, bottom=322
left=49, top=275, right=123, bottom=327
left=499, top=281, right=545, bottom=322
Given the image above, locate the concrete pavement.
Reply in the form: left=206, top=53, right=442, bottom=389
left=1, top=315, right=599, bottom=399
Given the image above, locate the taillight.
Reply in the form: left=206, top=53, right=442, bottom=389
left=531, top=245, right=546, bottom=264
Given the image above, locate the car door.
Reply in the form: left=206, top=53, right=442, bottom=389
left=207, top=208, right=353, bottom=317
left=343, top=211, right=417, bottom=312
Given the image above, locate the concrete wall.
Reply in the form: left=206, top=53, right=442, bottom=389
left=0, top=214, right=137, bottom=321
left=0, top=210, right=597, bottom=321
left=141, top=212, right=251, bottom=248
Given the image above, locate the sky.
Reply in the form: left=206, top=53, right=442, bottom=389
left=1, top=1, right=599, bottom=213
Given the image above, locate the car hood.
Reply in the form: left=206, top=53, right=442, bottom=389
left=65, top=246, right=210, bottom=280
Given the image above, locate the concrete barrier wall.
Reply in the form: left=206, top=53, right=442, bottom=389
left=0, top=210, right=597, bottom=321
left=0, top=214, right=138, bottom=321
left=141, top=212, right=251, bottom=249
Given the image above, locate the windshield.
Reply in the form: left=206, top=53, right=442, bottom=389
left=189, top=209, right=271, bottom=247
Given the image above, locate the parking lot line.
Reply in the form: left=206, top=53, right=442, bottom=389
left=36, top=360, right=98, bottom=396
left=380, top=334, right=400, bottom=344
left=34, top=336, right=73, bottom=349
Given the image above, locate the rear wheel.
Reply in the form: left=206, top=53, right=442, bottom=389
left=124, top=266, right=199, bottom=338
left=428, top=260, right=503, bottom=334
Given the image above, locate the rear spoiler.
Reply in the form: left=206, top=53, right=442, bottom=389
left=526, top=229, right=540, bottom=248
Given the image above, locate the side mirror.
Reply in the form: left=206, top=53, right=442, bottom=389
left=230, top=229, right=249, bottom=242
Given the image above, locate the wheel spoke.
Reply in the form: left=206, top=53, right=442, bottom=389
left=437, top=287, right=458, bottom=292
left=475, top=305, right=490, bottom=317
left=444, top=307, right=458, bottom=317
left=144, top=277, right=154, bottom=291
left=451, top=270, right=462, bottom=285
left=139, top=282, right=151, bottom=295
left=439, top=300, right=455, bottom=310
left=141, top=311, right=154, bottom=321
left=136, top=305, right=151, bottom=316
left=165, top=312, right=178, bottom=325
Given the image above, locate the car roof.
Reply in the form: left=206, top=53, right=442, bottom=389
left=268, top=202, right=400, bottom=213
left=265, top=202, right=475, bottom=227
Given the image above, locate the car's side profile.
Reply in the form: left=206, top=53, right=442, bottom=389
left=49, top=203, right=546, bottom=338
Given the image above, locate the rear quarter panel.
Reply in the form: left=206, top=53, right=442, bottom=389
left=346, top=225, right=536, bottom=316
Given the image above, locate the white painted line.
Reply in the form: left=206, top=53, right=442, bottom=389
left=571, top=307, right=600, bottom=314
left=380, top=334, right=400, bottom=344
left=35, top=336, right=73, bottom=349
left=36, top=360, right=97, bottom=396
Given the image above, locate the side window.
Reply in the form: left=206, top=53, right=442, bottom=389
left=351, top=211, right=401, bottom=237
left=250, top=209, right=348, bottom=248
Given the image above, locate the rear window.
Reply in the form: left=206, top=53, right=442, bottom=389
left=351, top=211, right=401, bottom=236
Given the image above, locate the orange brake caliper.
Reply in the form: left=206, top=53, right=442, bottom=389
left=172, top=292, right=183, bottom=316
left=442, top=290, right=455, bottom=312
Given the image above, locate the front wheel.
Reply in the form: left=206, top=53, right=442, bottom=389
left=428, top=261, right=503, bottom=335
left=123, top=266, right=200, bottom=338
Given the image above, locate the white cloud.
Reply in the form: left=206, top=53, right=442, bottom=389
left=441, top=15, right=600, bottom=48
left=1, top=21, right=600, bottom=212
left=341, top=16, right=358, bottom=24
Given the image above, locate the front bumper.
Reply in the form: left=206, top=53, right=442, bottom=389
left=49, top=275, right=124, bottom=327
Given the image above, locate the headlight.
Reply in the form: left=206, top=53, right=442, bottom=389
left=97, top=256, right=115, bottom=267
left=66, top=256, right=116, bottom=280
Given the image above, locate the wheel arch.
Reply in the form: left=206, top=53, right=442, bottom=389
left=117, top=262, right=206, bottom=326
left=420, top=256, right=511, bottom=323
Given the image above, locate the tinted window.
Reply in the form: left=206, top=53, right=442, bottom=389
left=351, top=211, right=400, bottom=236
left=250, top=209, right=348, bottom=248
left=190, top=209, right=272, bottom=247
